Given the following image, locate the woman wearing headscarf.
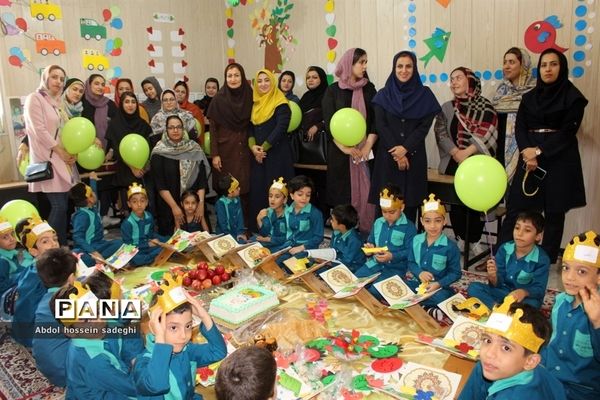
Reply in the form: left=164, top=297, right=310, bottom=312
left=492, top=47, right=536, bottom=183
left=370, top=51, right=441, bottom=223
left=278, top=70, right=300, bottom=103
left=434, top=67, right=498, bottom=249
left=61, top=78, right=84, bottom=119
left=149, top=89, right=197, bottom=148
left=173, top=80, right=205, bottom=136
left=207, top=63, right=253, bottom=225
left=322, top=48, right=377, bottom=235
left=114, top=78, right=150, bottom=123
left=151, top=115, right=210, bottom=235
left=248, top=69, right=292, bottom=232
left=81, top=74, right=117, bottom=149
left=500, top=49, right=588, bottom=263
left=194, top=78, right=219, bottom=119
left=24, top=65, right=77, bottom=245
left=140, top=76, right=163, bottom=120
left=105, top=92, right=152, bottom=214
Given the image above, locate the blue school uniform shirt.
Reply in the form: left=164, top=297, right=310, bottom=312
left=121, top=211, right=166, bottom=248
left=331, top=228, right=365, bottom=272
left=72, top=207, right=105, bottom=253
left=66, top=336, right=144, bottom=400
left=459, top=361, right=566, bottom=400
left=284, top=203, right=324, bottom=250
left=32, top=287, right=68, bottom=387
left=12, top=260, right=45, bottom=346
left=364, top=214, right=416, bottom=275
left=215, top=196, right=245, bottom=238
left=493, top=241, right=550, bottom=308
left=134, top=323, right=227, bottom=399
left=408, top=233, right=461, bottom=288
left=258, top=208, right=287, bottom=252
left=0, top=248, right=32, bottom=294
left=541, top=292, right=600, bottom=399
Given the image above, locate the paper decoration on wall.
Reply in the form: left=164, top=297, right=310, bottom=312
left=146, top=26, right=162, bottom=42
left=170, top=28, right=184, bottom=42
left=8, top=47, right=35, bottom=71
left=148, top=60, right=164, bottom=74
left=570, top=1, right=595, bottom=78
left=436, top=0, right=452, bottom=7
left=102, top=6, right=123, bottom=29
left=1, top=12, right=27, bottom=35
left=80, top=18, right=107, bottom=41
left=29, top=0, right=62, bottom=21
left=524, top=15, right=568, bottom=53
left=81, top=49, right=110, bottom=71
left=249, top=0, right=297, bottom=72
left=153, top=12, right=175, bottom=23
left=324, top=0, right=337, bottom=84
left=406, top=0, right=417, bottom=49
left=0, top=0, right=13, bottom=6
left=34, top=33, right=66, bottom=56
left=147, top=44, right=163, bottom=57
left=419, top=27, right=451, bottom=67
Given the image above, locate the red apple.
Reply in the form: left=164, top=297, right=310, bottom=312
left=215, top=265, right=225, bottom=275
left=188, top=270, right=198, bottom=280
left=207, top=269, right=215, bottom=279
left=197, top=261, right=209, bottom=270
left=191, top=280, right=202, bottom=290
left=212, top=275, right=222, bottom=285
left=197, top=270, right=208, bottom=281
left=221, top=272, right=231, bottom=282
left=202, top=279, right=213, bottom=289
left=183, top=276, right=192, bottom=287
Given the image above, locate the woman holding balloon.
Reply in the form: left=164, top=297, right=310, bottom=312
left=434, top=67, right=498, bottom=251
left=322, top=48, right=377, bottom=235
left=369, top=51, right=441, bottom=223
left=500, top=49, right=588, bottom=264
left=24, top=65, right=77, bottom=245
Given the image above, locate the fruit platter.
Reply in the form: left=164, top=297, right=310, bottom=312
left=181, top=260, right=235, bottom=292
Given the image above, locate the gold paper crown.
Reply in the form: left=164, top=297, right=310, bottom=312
left=84, top=184, right=93, bottom=199
left=61, top=281, right=99, bottom=326
left=485, top=295, right=544, bottom=353
left=421, top=193, right=446, bottom=216
left=21, top=217, right=55, bottom=250
left=228, top=176, right=240, bottom=194
left=149, top=273, right=187, bottom=315
left=379, top=188, right=404, bottom=210
left=269, top=177, right=288, bottom=197
left=563, top=231, right=600, bottom=269
left=127, top=182, right=147, bottom=199
left=0, top=217, right=12, bottom=234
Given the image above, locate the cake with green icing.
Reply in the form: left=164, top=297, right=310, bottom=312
left=208, top=285, right=279, bottom=325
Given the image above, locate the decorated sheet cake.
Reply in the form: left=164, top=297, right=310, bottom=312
left=209, top=284, right=279, bottom=325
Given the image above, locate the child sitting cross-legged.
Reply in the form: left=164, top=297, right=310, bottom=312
left=541, top=231, right=600, bottom=399
left=69, top=175, right=123, bottom=266
left=121, top=182, right=169, bottom=267
left=215, top=346, right=277, bottom=400
left=407, top=194, right=461, bottom=318
left=330, top=204, right=365, bottom=272
left=215, top=174, right=247, bottom=242
left=256, top=177, right=288, bottom=252
left=134, top=273, right=227, bottom=399
left=468, top=211, right=550, bottom=309
left=459, top=296, right=566, bottom=400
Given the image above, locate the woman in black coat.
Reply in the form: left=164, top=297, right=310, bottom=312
left=500, top=48, right=588, bottom=263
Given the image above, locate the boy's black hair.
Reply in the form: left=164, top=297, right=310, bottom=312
left=50, top=283, right=79, bottom=324
left=69, top=182, right=90, bottom=207
left=36, top=247, right=77, bottom=288
left=379, top=183, right=403, bottom=202
left=180, top=189, right=200, bottom=204
left=216, top=175, right=236, bottom=197
left=508, top=302, right=552, bottom=355
left=288, top=175, right=314, bottom=194
left=331, top=204, right=358, bottom=229
left=15, top=217, right=34, bottom=248
left=215, top=346, right=277, bottom=400
left=149, top=289, right=192, bottom=315
left=516, top=211, right=545, bottom=233
left=84, top=270, right=115, bottom=300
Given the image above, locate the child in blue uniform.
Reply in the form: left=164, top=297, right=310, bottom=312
left=407, top=194, right=461, bottom=309
left=256, top=177, right=288, bottom=252
left=541, top=231, right=600, bottom=400
left=134, top=273, right=227, bottom=399
left=59, top=271, right=144, bottom=399
left=69, top=175, right=123, bottom=266
left=12, top=217, right=59, bottom=347
left=0, top=217, right=33, bottom=320
left=32, top=247, right=77, bottom=387
left=215, top=175, right=246, bottom=242
left=180, top=190, right=208, bottom=233
left=355, top=184, right=417, bottom=296
left=459, top=296, right=566, bottom=400
left=121, top=183, right=168, bottom=267
left=468, top=211, right=550, bottom=309
left=215, top=346, right=277, bottom=400
left=330, top=204, right=365, bottom=272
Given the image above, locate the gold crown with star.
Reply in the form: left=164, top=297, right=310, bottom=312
left=379, top=188, right=404, bottom=210
left=421, top=193, right=446, bottom=217
left=269, top=177, right=288, bottom=197
left=563, top=230, right=600, bottom=269
left=0, top=217, right=12, bottom=234
left=127, top=182, right=147, bottom=199
left=485, top=295, right=545, bottom=353
left=20, top=217, right=55, bottom=250
left=228, top=176, right=240, bottom=194
left=149, top=273, right=187, bottom=315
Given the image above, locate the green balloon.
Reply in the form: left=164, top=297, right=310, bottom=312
left=77, top=144, right=105, bottom=170
left=114, top=37, right=123, bottom=49
left=18, top=153, right=29, bottom=176
left=0, top=199, right=39, bottom=228
left=287, top=101, right=301, bottom=132
left=61, top=117, right=96, bottom=154
left=194, top=118, right=204, bottom=136
left=330, top=107, right=366, bottom=146
left=454, top=155, right=507, bottom=212
left=203, top=131, right=211, bottom=155
left=119, top=133, right=149, bottom=169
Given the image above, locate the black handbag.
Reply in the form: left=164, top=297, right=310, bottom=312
left=296, top=128, right=328, bottom=165
left=24, top=127, right=58, bottom=183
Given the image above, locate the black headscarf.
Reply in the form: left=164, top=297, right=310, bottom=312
left=298, top=66, right=328, bottom=112
left=523, top=48, right=588, bottom=115
left=108, top=92, right=152, bottom=145
left=207, top=63, right=253, bottom=131
left=372, top=51, right=440, bottom=119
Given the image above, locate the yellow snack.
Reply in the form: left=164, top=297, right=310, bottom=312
left=361, top=246, right=389, bottom=255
